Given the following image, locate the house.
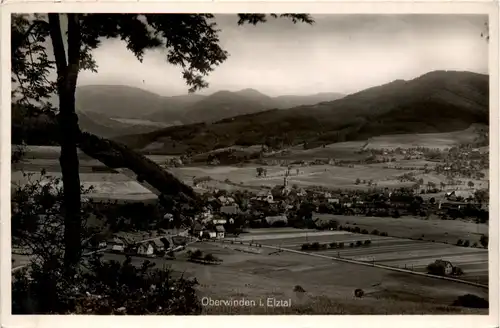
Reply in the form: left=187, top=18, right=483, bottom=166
left=215, top=225, right=225, bottom=239
left=445, top=190, right=474, bottom=201
left=256, top=191, right=274, bottom=203
left=108, top=237, right=125, bottom=253
left=297, top=189, right=307, bottom=197
left=435, top=259, right=454, bottom=275
left=328, top=198, right=340, bottom=204
left=199, top=209, right=214, bottom=223
left=137, top=242, right=155, bottom=257
left=152, top=239, right=165, bottom=252
left=202, top=230, right=217, bottom=239
left=90, top=234, right=107, bottom=250
left=265, top=215, right=288, bottom=226
left=192, top=222, right=205, bottom=237
left=220, top=205, right=240, bottom=215
left=212, top=216, right=227, bottom=225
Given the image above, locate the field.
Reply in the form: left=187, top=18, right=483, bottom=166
left=364, top=129, right=479, bottom=151
left=11, top=165, right=157, bottom=202
left=270, top=128, right=481, bottom=162
left=236, top=228, right=488, bottom=286
left=170, top=163, right=487, bottom=192
left=315, top=214, right=488, bottom=243
left=13, top=144, right=488, bottom=198
left=276, top=141, right=368, bottom=161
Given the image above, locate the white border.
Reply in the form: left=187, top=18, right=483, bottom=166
left=1, top=2, right=498, bottom=328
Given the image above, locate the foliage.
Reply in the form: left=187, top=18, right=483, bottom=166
left=354, top=289, right=364, bottom=298
left=12, top=255, right=201, bottom=314
left=452, top=294, right=488, bottom=309
left=11, top=14, right=57, bottom=114
left=12, top=143, right=27, bottom=164
left=480, top=234, right=488, bottom=248
left=189, top=249, right=204, bottom=260
left=11, top=170, right=99, bottom=261
left=293, top=285, right=306, bottom=293
left=203, top=253, right=220, bottom=262
left=452, top=266, right=464, bottom=276
left=426, top=262, right=446, bottom=276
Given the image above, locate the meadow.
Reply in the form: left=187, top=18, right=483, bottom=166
left=240, top=229, right=488, bottom=286
left=97, top=238, right=488, bottom=314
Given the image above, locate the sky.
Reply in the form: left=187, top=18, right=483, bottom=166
left=49, top=14, right=491, bottom=97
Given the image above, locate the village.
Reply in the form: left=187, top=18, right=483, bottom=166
left=91, top=156, right=489, bottom=266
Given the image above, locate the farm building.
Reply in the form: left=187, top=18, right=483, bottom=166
left=137, top=242, right=155, bottom=257
left=108, top=237, right=125, bottom=253
left=215, top=225, right=225, bottom=239
left=265, top=215, right=288, bottom=226
left=220, top=205, right=240, bottom=215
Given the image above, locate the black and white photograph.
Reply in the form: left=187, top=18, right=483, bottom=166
left=2, top=2, right=498, bottom=324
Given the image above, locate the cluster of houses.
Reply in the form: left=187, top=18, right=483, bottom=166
left=90, top=231, right=189, bottom=257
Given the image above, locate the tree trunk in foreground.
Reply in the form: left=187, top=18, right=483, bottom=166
left=48, top=13, right=83, bottom=272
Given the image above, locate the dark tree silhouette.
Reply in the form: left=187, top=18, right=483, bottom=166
left=12, top=13, right=314, bottom=273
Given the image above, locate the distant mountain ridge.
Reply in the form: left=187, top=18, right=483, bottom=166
left=75, top=85, right=345, bottom=127
left=114, top=70, right=489, bottom=155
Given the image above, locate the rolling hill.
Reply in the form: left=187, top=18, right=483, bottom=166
left=74, top=85, right=345, bottom=126
left=115, top=70, right=489, bottom=155
left=75, top=85, right=176, bottom=119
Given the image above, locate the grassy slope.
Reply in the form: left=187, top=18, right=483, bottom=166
left=100, top=243, right=488, bottom=314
